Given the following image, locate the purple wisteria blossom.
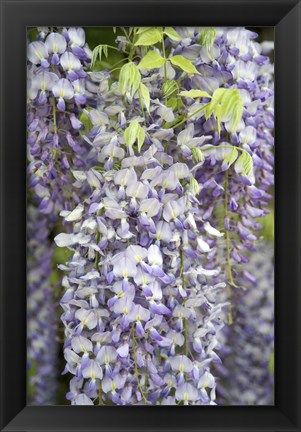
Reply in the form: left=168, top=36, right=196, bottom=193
left=216, top=242, right=274, bottom=405
left=27, top=26, right=274, bottom=405
left=27, top=206, right=58, bottom=404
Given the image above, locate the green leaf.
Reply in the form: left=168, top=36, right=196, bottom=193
left=162, top=80, right=179, bottom=99
left=136, top=27, right=153, bottom=34
left=91, top=44, right=109, bottom=68
left=169, top=55, right=200, bottom=74
left=164, top=27, right=182, bottom=41
left=192, top=148, right=205, bottom=163
left=140, top=83, right=150, bottom=113
left=124, top=120, right=145, bottom=152
left=135, top=28, right=163, bottom=46
left=204, top=88, right=243, bottom=135
left=223, top=147, right=238, bottom=168
left=166, top=97, right=178, bottom=110
left=138, top=50, right=166, bottom=69
left=220, top=89, right=243, bottom=133
left=199, top=27, right=216, bottom=50
left=234, top=151, right=253, bottom=177
left=137, top=126, right=146, bottom=152
left=119, top=62, right=141, bottom=96
left=189, top=178, right=200, bottom=195
left=180, top=89, right=211, bottom=99
left=205, top=88, right=227, bottom=119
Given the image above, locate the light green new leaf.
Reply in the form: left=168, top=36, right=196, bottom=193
left=180, top=89, right=212, bottom=99
left=137, top=126, right=146, bottom=152
left=220, top=89, right=243, bottom=133
left=136, top=27, right=153, bottom=34
left=205, top=88, right=227, bottom=119
left=135, top=28, right=163, bottom=46
left=234, top=151, right=253, bottom=177
left=192, top=148, right=205, bottom=163
left=164, top=27, right=182, bottom=41
left=124, top=120, right=145, bottom=152
left=140, top=83, right=150, bottom=113
left=124, top=120, right=140, bottom=147
left=119, top=62, right=141, bottom=96
left=91, top=44, right=109, bottom=68
left=166, top=97, right=178, bottom=110
left=162, top=80, right=179, bottom=99
left=223, top=147, right=238, bottom=168
left=138, top=50, right=166, bottom=69
left=204, top=88, right=243, bottom=135
left=169, top=55, right=200, bottom=74
left=199, top=27, right=216, bottom=50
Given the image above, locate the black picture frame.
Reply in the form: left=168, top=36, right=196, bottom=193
left=0, top=0, right=300, bottom=431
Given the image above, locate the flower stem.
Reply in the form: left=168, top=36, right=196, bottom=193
left=131, top=326, right=148, bottom=403
left=95, top=231, right=100, bottom=270
left=180, top=249, right=188, bottom=356
left=168, top=102, right=211, bottom=129
left=52, top=98, right=57, bottom=134
left=161, top=36, right=167, bottom=82
left=138, top=86, right=147, bottom=126
left=224, top=168, right=233, bottom=325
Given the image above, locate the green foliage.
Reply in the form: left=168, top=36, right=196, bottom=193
left=91, top=44, right=109, bottom=68
left=234, top=151, right=253, bottom=177
left=124, top=120, right=145, bottom=152
left=192, top=148, right=205, bottom=163
left=119, top=62, right=141, bottom=96
left=180, top=89, right=211, bottom=99
left=198, top=27, right=217, bottom=50
left=204, top=88, right=243, bottom=135
left=79, top=110, right=93, bottom=136
left=162, top=80, right=179, bottom=99
left=138, top=50, right=166, bottom=69
left=52, top=245, right=72, bottom=267
left=135, top=27, right=163, bottom=46
left=169, top=55, right=200, bottom=75
left=139, top=83, right=150, bottom=113
left=203, top=145, right=253, bottom=177
left=223, top=147, right=239, bottom=168
left=189, top=178, right=200, bottom=195
left=268, top=352, right=274, bottom=376
left=164, top=27, right=182, bottom=41
left=259, top=211, right=274, bottom=242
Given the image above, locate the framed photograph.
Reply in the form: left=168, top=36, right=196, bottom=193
left=0, top=0, right=300, bottom=431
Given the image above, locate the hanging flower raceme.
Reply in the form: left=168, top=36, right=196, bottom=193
left=27, top=206, right=58, bottom=405
left=27, top=27, right=93, bottom=218
left=27, top=26, right=274, bottom=405
left=216, top=242, right=274, bottom=405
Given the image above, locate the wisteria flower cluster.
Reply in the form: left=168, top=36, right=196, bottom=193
left=216, top=242, right=274, bottom=405
left=27, top=26, right=274, bottom=405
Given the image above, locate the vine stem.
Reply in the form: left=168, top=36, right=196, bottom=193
left=161, top=36, right=167, bottom=79
left=138, top=86, right=147, bottom=125
left=52, top=98, right=57, bottom=134
left=202, top=144, right=250, bottom=158
left=131, top=326, right=148, bottom=403
left=166, top=102, right=211, bottom=130
left=224, top=168, right=234, bottom=325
